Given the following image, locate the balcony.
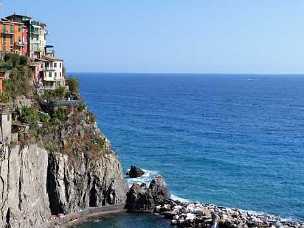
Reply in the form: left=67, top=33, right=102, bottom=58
left=30, top=39, right=40, bottom=44
left=2, top=30, right=14, bottom=35
left=31, top=29, right=40, bottom=35
left=45, top=67, right=56, bottom=71
left=16, top=41, right=24, bottom=47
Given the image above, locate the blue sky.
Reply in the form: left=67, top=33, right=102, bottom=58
left=2, top=0, right=304, bottom=74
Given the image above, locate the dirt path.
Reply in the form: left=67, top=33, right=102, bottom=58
left=49, top=204, right=127, bottom=227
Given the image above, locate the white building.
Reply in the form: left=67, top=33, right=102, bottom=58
left=43, top=56, right=65, bottom=90
left=30, top=20, right=47, bottom=59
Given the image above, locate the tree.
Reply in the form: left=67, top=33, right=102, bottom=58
left=66, top=77, right=79, bottom=96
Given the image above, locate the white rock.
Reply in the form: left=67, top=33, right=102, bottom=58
left=186, top=213, right=196, bottom=221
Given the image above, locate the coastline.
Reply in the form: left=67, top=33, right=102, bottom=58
left=124, top=168, right=304, bottom=228
left=57, top=189, right=304, bottom=228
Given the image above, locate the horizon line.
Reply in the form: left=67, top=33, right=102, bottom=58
left=67, top=72, right=304, bottom=76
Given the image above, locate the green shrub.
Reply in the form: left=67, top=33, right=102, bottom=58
left=0, top=92, right=10, bottom=103
left=51, top=108, right=68, bottom=122
left=19, top=56, right=28, bottom=65
left=38, top=112, right=50, bottom=123
left=66, top=77, right=79, bottom=96
left=77, top=103, right=86, bottom=112
left=0, top=62, right=12, bottom=71
left=3, top=53, right=28, bottom=68
left=4, top=67, right=32, bottom=98
left=42, top=86, right=67, bottom=101
left=20, top=107, right=39, bottom=126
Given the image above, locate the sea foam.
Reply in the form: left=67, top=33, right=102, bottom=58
left=126, top=168, right=189, bottom=203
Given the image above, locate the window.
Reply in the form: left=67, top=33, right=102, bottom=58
left=55, top=72, right=57, bottom=77
left=54, top=63, right=57, bottom=68
left=49, top=72, right=52, bottom=77
left=18, top=26, right=22, bottom=33
left=60, top=63, right=62, bottom=68
left=7, top=115, right=10, bottom=122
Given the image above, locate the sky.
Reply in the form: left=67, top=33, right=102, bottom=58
left=1, top=0, right=304, bottom=74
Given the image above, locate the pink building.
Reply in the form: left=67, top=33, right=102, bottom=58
left=30, top=61, right=45, bottom=86
left=21, top=25, right=29, bottom=56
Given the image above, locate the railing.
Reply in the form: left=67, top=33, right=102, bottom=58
left=45, top=67, right=56, bottom=71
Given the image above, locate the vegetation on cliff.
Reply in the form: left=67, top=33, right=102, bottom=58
left=0, top=56, right=109, bottom=159
left=0, top=54, right=33, bottom=102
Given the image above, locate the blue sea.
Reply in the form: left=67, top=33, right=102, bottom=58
left=74, top=73, right=304, bottom=227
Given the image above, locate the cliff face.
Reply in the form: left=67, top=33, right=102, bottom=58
left=0, top=138, right=127, bottom=228
left=0, top=145, right=50, bottom=228
left=0, top=54, right=128, bottom=227
left=47, top=151, right=127, bottom=215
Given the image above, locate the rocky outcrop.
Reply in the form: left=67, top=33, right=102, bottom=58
left=47, top=151, right=127, bottom=215
left=0, top=138, right=127, bottom=228
left=0, top=144, right=50, bottom=228
left=126, top=176, right=170, bottom=212
left=126, top=176, right=304, bottom=228
left=126, top=166, right=145, bottom=178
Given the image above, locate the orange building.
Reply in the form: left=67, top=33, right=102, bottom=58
left=0, top=72, right=5, bottom=93
left=0, top=19, right=25, bottom=55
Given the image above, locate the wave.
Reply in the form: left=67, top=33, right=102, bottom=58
left=170, top=193, right=189, bottom=203
left=126, top=168, right=189, bottom=203
left=125, top=168, right=303, bottom=223
left=126, top=169, right=159, bottom=187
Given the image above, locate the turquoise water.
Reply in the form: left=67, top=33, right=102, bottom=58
left=75, top=73, right=304, bottom=226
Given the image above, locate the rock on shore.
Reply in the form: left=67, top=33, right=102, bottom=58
left=126, top=176, right=304, bottom=228
left=126, top=165, right=145, bottom=178
left=126, top=176, right=170, bottom=212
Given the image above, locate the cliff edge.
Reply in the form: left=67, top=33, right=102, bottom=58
left=0, top=54, right=127, bottom=228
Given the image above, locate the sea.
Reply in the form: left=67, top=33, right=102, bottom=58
left=73, top=73, right=304, bottom=227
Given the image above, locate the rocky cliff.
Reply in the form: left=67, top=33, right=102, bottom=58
left=47, top=151, right=126, bottom=215
left=0, top=145, right=50, bottom=228
left=0, top=142, right=127, bottom=228
left=0, top=110, right=127, bottom=228
left=0, top=54, right=127, bottom=228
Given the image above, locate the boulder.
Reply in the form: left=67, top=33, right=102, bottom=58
left=126, top=165, right=145, bottom=178
left=126, top=176, right=170, bottom=212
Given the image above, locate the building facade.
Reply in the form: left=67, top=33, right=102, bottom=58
left=5, top=14, right=47, bottom=58
left=0, top=14, right=31, bottom=55
left=5, top=14, right=31, bottom=56
left=43, top=57, right=64, bottom=89
left=0, top=20, right=25, bottom=54
left=2, top=14, right=65, bottom=91
left=30, top=21, right=47, bottom=59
